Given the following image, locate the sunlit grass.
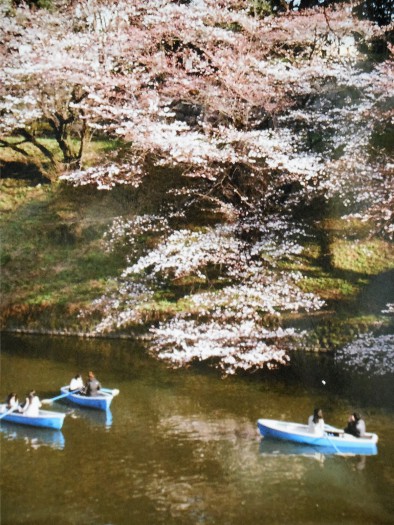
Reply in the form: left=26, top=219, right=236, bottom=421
left=333, top=239, right=394, bottom=275
left=293, top=233, right=394, bottom=302
left=0, top=135, right=125, bottom=172
left=298, top=276, right=360, bottom=300
left=0, top=181, right=127, bottom=330
left=0, top=179, right=51, bottom=214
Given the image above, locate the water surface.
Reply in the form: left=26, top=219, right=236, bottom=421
left=1, top=334, right=393, bottom=525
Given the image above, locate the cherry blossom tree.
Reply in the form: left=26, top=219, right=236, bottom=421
left=1, top=0, right=393, bottom=372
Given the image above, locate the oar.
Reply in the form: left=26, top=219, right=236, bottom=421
left=324, top=423, right=342, bottom=434
left=0, top=406, right=18, bottom=420
left=324, top=429, right=342, bottom=454
left=100, top=388, right=120, bottom=397
left=42, top=389, right=80, bottom=404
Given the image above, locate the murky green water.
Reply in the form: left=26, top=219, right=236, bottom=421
left=1, top=334, right=393, bottom=525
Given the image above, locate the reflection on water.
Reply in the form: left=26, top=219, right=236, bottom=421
left=159, top=413, right=257, bottom=442
left=259, top=439, right=377, bottom=461
left=257, top=439, right=374, bottom=484
left=67, top=407, right=113, bottom=428
left=0, top=422, right=65, bottom=450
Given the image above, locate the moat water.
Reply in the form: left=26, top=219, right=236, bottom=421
left=1, top=333, right=393, bottom=525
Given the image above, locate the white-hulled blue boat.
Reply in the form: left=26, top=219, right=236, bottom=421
left=59, top=386, right=118, bottom=411
left=257, top=418, right=378, bottom=455
left=0, top=404, right=66, bottom=430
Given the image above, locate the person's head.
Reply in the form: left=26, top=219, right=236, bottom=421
left=28, top=390, right=36, bottom=400
left=88, top=371, right=95, bottom=379
left=353, top=412, right=361, bottom=422
left=7, top=392, right=17, bottom=401
left=75, top=374, right=81, bottom=379
left=313, top=408, right=323, bottom=423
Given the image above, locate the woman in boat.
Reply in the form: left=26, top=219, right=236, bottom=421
left=84, top=371, right=101, bottom=397
left=21, top=390, right=42, bottom=417
left=344, top=412, right=366, bottom=438
left=6, top=392, right=19, bottom=410
left=69, top=374, right=84, bottom=392
left=308, top=408, right=325, bottom=435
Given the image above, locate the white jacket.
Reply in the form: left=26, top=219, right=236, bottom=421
left=23, top=396, right=42, bottom=417
left=70, top=377, right=84, bottom=391
left=308, top=415, right=325, bottom=435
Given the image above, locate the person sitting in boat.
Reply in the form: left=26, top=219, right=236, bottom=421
left=21, top=390, right=42, bottom=417
left=5, top=392, right=19, bottom=410
left=344, top=412, right=366, bottom=438
left=308, top=408, right=325, bottom=435
left=69, top=374, right=84, bottom=392
left=83, top=371, right=101, bottom=397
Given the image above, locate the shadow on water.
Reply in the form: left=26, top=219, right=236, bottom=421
left=0, top=332, right=151, bottom=383
left=2, top=331, right=394, bottom=410
left=269, top=350, right=394, bottom=410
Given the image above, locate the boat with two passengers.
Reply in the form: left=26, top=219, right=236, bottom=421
left=59, top=386, right=119, bottom=411
left=257, top=418, right=378, bottom=454
left=0, top=404, right=66, bottom=430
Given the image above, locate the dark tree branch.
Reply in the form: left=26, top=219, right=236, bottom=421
left=16, top=128, right=57, bottom=164
left=0, top=138, right=30, bottom=157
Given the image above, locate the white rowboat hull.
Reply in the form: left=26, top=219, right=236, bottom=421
left=257, top=418, right=378, bottom=454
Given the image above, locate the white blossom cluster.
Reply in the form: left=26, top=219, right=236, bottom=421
left=268, top=63, right=394, bottom=235
left=103, top=215, right=170, bottom=253
left=83, top=281, right=154, bottom=334
left=188, top=271, right=324, bottom=320
left=60, top=163, right=145, bottom=190
left=122, top=216, right=313, bottom=282
left=2, top=1, right=391, bottom=240
left=335, top=334, right=394, bottom=375
left=382, top=303, right=394, bottom=315
left=124, top=224, right=242, bottom=280
left=149, top=318, right=292, bottom=375
left=90, top=216, right=324, bottom=373
left=0, top=94, right=43, bottom=133
left=249, top=216, right=306, bottom=261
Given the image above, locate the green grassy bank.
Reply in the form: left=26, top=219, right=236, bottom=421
left=1, top=153, right=394, bottom=351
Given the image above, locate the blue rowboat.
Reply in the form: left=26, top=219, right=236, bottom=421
left=257, top=418, right=378, bottom=455
left=59, top=386, right=118, bottom=411
left=0, top=404, right=65, bottom=430
left=259, top=438, right=377, bottom=457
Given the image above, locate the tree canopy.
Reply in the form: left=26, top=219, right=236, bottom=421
left=1, top=0, right=393, bottom=373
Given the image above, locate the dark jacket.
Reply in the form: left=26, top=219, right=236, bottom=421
left=344, top=419, right=366, bottom=438
left=344, top=420, right=359, bottom=437
left=86, top=378, right=101, bottom=396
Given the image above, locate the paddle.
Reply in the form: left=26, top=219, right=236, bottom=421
left=42, top=389, right=80, bottom=404
left=100, top=388, right=120, bottom=397
left=0, top=406, right=18, bottom=420
left=323, top=426, right=342, bottom=454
